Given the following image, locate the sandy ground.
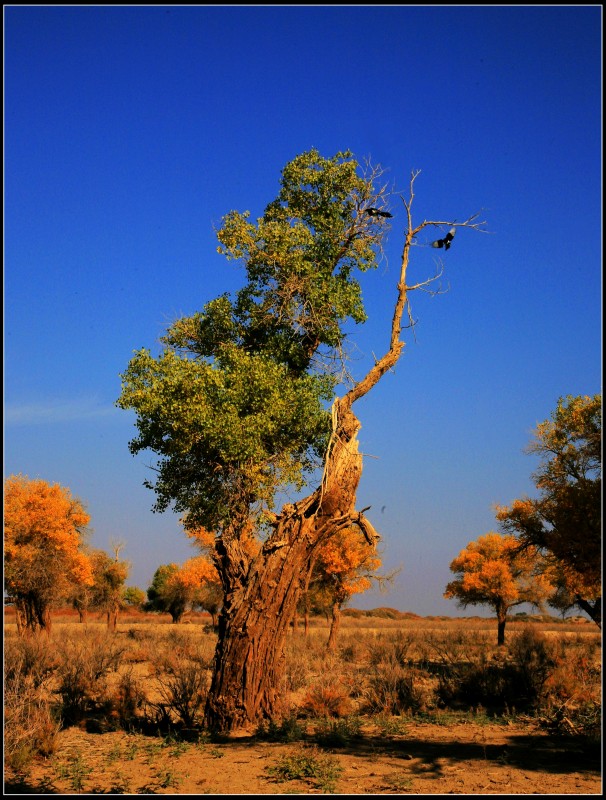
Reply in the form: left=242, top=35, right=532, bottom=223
left=4, top=717, right=601, bottom=795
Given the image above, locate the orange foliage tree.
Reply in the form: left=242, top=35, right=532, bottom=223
left=146, top=556, right=218, bottom=623
left=184, top=523, right=257, bottom=627
left=308, top=527, right=383, bottom=649
left=4, top=474, right=93, bottom=635
left=444, top=532, right=554, bottom=645
left=496, top=394, right=601, bottom=627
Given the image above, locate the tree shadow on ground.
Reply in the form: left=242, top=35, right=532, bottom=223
left=309, top=730, right=601, bottom=778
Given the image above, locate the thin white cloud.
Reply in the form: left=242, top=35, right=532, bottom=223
left=4, top=398, right=120, bottom=425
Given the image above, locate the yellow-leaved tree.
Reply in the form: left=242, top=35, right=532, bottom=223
left=496, top=394, right=601, bottom=627
left=146, top=556, right=218, bottom=624
left=4, top=475, right=93, bottom=635
left=444, top=532, right=554, bottom=645
left=308, top=527, right=383, bottom=649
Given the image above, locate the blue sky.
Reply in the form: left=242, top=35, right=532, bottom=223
left=4, top=5, right=602, bottom=616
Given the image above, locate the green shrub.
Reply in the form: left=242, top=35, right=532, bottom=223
left=256, top=713, right=307, bottom=742
left=313, top=715, right=362, bottom=747
left=267, top=746, right=343, bottom=792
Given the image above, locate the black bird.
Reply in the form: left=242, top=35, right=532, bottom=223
left=365, top=207, right=393, bottom=219
left=431, top=227, right=456, bottom=250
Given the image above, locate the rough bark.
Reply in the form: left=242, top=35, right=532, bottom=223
left=205, top=400, right=369, bottom=732
left=16, top=594, right=52, bottom=637
left=204, top=207, right=412, bottom=733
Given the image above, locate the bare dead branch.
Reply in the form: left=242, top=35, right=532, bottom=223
left=339, top=171, right=486, bottom=414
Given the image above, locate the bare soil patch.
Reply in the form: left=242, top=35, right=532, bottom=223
left=4, top=717, right=601, bottom=795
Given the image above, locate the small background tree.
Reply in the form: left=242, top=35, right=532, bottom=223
left=123, top=586, right=146, bottom=609
left=308, top=527, right=383, bottom=649
left=4, top=475, right=93, bottom=635
left=496, top=394, right=601, bottom=626
left=146, top=557, right=217, bottom=623
left=444, top=532, right=554, bottom=645
left=88, top=544, right=130, bottom=631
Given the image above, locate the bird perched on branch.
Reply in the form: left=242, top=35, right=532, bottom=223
left=431, top=227, right=456, bottom=250
left=365, top=207, right=393, bottom=219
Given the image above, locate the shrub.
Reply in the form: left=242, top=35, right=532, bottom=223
left=299, top=680, right=352, bottom=718
left=256, top=713, right=307, bottom=742
left=267, top=746, right=343, bottom=792
left=363, top=663, right=430, bottom=714
left=366, top=631, right=416, bottom=667
left=150, top=651, right=210, bottom=728
left=106, top=668, right=147, bottom=730
left=54, top=630, right=125, bottom=723
left=4, top=638, right=60, bottom=771
left=509, top=627, right=557, bottom=705
left=313, top=715, right=362, bottom=747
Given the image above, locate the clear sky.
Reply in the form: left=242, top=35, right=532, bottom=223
left=4, top=5, right=602, bottom=616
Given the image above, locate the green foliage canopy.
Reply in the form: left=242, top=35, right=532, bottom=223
left=117, top=149, right=387, bottom=532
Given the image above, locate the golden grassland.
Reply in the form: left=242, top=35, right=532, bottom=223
left=4, top=606, right=602, bottom=795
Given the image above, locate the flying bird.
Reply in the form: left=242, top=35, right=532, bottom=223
left=431, top=227, right=456, bottom=250
left=365, top=207, right=393, bottom=219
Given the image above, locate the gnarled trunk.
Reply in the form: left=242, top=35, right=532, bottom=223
left=205, top=403, right=373, bottom=732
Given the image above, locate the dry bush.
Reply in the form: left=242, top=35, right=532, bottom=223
left=336, top=632, right=367, bottom=664
left=4, top=637, right=61, bottom=771
left=508, top=627, right=558, bottom=705
left=536, top=633, right=602, bottom=738
left=363, top=663, right=433, bottom=714
left=147, top=636, right=213, bottom=729
left=54, top=629, right=126, bottom=723
left=366, top=630, right=418, bottom=667
left=105, top=668, right=148, bottom=731
left=298, top=679, right=353, bottom=718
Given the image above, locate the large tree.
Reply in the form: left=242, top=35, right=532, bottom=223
left=117, top=148, right=485, bottom=732
left=444, top=532, right=554, bottom=645
left=496, top=394, right=601, bottom=627
left=4, top=475, right=93, bottom=635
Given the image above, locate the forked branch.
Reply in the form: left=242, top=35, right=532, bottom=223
left=341, top=170, right=487, bottom=413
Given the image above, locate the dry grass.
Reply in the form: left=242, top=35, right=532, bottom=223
left=4, top=607, right=601, bottom=780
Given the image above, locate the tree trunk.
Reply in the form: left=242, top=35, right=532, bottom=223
left=205, top=402, right=374, bottom=733
left=497, top=611, right=507, bottom=646
left=107, top=605, right=118, bottom=631
left=326, top=601, right=342, bottom=650
left=15, top=600, right=25, bottom=637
